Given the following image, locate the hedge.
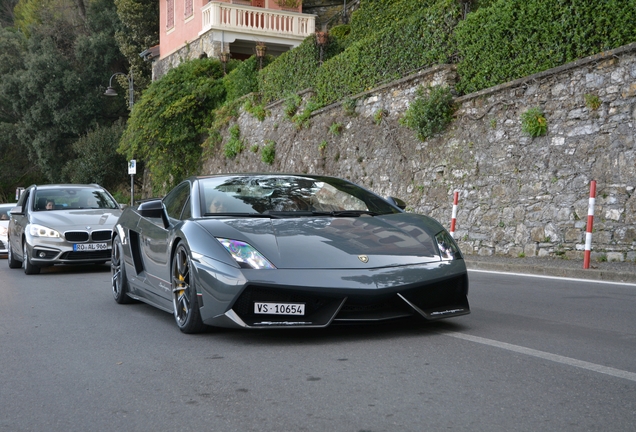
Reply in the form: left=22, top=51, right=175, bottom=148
left=257, top=35, right=344, bottom=104
left=312, top=0, right=461, bottom=106
left=454, top=0, right=636, bottom=94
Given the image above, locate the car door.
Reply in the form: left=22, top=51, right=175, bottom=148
left=138, top=182, right=191, bottom=302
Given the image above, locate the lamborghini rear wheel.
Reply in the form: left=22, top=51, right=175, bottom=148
left=172, top=242, right=204, bottom=334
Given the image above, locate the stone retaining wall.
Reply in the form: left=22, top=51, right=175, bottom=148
left=200, top=43, right=636, bottom=262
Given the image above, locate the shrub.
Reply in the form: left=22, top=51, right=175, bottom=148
left=521, top=107, right=547, bottom=137
left=223, top=124, right=244, bottom=158
left=400, top=85, right=455, bottom=141
left=283, top=93, right=302, bottom=119
left=243, top=95, right=268, bottom=121
left=342, top=97, right=357, bottom=116
left=261, top=140, right=276, bottom=164
left=329, top=122, right=343, bottom=135
left=373, top=109, right=388, bottom=125
left=584, top=94, right=602, bottom=110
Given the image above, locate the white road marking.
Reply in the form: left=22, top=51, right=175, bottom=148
left=468, top=269, right=636, bottom=287
left=441, top=331, right=636, bottom=383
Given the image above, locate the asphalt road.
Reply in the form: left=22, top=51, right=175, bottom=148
left=1, top=262, right=635, bottom=431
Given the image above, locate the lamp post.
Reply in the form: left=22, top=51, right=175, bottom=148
left=315, top=31, right=328, bottom=65
left=255, top=43, right=266, bottom=70
left=105, top=70, right=135, bottom=205
left=219, top=51, right=230, bottom=75
left=104, top=70, right=134, bottom=108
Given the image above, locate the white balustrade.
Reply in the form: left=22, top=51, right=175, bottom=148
left=201, top=2, right=314, bottom=39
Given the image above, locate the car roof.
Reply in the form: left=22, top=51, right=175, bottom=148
left=190, top=173, right=340, bottom=181
left=30, top=184, right=103, bottom=189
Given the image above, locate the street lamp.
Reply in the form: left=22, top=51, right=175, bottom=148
left=219, top=51, right=230, bottom=75
left=105, top=70, right=134, bottom=108
left=255, top=43, right=266, bottom=70
left=105, top=70, right=135, bottom=205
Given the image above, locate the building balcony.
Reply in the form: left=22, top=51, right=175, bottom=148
left=201, top=1, right=315, bottom=42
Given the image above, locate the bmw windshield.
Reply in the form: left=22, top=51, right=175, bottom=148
left=33, top=188, right=119, bottom=211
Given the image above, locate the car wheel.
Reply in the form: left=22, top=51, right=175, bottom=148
left=111, top=236, right=132, bottom=304
left=7, top=238, right=20, bottom=269
left=172, top=242, right=204, bottom=334
left=22, top=241, right=40, bottom=275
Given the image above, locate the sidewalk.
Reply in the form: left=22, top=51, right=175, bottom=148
left=464, top=254, right=636, bottom=284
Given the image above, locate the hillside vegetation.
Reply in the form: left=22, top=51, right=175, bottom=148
left=121, top=0, right=635, bottom=193
left=2, top=0, right=635, bottom=198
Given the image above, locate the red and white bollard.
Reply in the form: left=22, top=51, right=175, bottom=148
left=583, top=180, right=596, bottom=269
left=450, top=191, right=459, bottom=238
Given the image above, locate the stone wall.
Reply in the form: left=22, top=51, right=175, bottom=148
left=200, top=43, right=636, bottom=262
left=152, top=34, right=225, bottom=81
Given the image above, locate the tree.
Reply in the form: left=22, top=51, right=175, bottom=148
left=2, top=0, right=128, bottom=183
left=119, top=58, right=226, bottom=194
left=62, top=121, right=128, bottom=191
left=114, top=0, right=159, bottom=96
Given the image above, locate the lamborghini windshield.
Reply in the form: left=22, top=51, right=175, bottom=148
left=199, top=175, right=402, bottom=217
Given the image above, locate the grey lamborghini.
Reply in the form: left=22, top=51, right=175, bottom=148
left=111, top=174, right=469, bottom=333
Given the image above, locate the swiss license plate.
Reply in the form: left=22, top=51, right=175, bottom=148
left=254, top=302, right=305, bottom=316
left=73, top=243, right=108, bottom=251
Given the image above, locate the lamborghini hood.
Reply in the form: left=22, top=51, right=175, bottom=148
left=204, top=214, right=446, bottom=269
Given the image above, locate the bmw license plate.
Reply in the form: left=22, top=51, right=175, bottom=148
left=254, top=302, right=305, bottom=315
left=73, top=243, right=108, bottom=251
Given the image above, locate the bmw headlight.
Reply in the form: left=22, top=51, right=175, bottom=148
left=435, top=231, right=462, bottom=260
left=0, top=226, right=7, bottom=236
left=28, top=224, right=61, bottom=238
left=217, top=238, right=276, bottom=269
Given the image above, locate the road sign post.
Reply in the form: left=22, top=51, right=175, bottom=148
left=128, top=160, right=136, bottom=206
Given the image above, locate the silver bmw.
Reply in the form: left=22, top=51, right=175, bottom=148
left=7, top=184, right=122, bottom=274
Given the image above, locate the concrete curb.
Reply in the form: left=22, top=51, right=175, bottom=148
left=464, top=259, right=636, bottom=284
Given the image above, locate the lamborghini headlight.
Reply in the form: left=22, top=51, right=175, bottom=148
left=28, top=224, right=61, bottom=238
left=435, top=231, right=461, bottom=260
left=217, top=238, right=276, bottom=269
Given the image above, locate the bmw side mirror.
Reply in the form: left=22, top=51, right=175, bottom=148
left=386, top=197, right=406, bottom=210
left=10, top=206, right=24, bottom=215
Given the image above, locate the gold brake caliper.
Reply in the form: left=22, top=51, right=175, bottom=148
left=177, top=274, right=186, bottom=312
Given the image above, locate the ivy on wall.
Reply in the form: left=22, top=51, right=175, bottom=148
left=258, top=35, right=344, bottom=104
left=453, top=0, right=636, bottom=94
left=311, top=0, right=461, bottom=106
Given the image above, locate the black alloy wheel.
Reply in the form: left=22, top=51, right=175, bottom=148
left=172, top=242, right=204, bottom=334
left=111, top=236, right=132, bottom=304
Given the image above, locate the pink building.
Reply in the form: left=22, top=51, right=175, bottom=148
left=150, top=0, right=316, bottom=79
